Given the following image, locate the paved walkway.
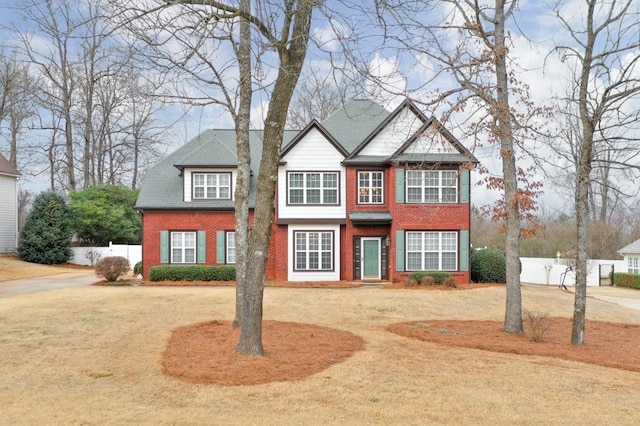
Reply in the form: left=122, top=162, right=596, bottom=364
left=0, top=271, right=96, bottom=298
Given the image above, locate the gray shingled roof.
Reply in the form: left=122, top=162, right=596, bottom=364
left=619, top=238, right=640, bottom=255
left=136, top=129, right=296, bottom=210
left=320, top=99, right=390, bottom=153
left=0, top=152, right=20, bottom=177
left=136, top=99, right=477, bottom=211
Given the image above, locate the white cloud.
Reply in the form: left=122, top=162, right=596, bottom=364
left=367, top=53, right=406, bottom=109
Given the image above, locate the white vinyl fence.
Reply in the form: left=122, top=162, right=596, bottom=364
left=520, top=257, right=625, bottom=287
left=71, top=242, right=142, bottom=268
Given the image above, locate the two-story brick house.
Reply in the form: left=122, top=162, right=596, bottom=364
left=136, top=99, right=478, bottom=283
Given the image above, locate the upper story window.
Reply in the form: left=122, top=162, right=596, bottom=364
left=172, top=231, right=196, bottom=263
left=406, top=231, right=457, bottom=271
left=358, top=171, right=384, bottom=204
left=193, top=172, right=231, bottom=199
left=406, top=170, right=457, bottom=203
left=288, top=171, right=339, bottom=205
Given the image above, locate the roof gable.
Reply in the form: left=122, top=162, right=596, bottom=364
left=391, top=116, right=478, bottom=164
left=619, top=238, right=640, bottom=255
left=280, top=120, right=348, bottom=159
left=347, top=99, right=426, bottom=158
left=0, top=153, right=20, bottom=177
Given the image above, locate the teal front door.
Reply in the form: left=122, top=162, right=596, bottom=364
left=362, top=238, right=381, bottom=279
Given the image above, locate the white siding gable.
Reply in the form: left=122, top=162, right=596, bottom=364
left=0, top=174, right=18, bottom=253
left=359, top=106, right=423, bottom=155
left=278, top=127, right=346, bottom=220
left=183, top=168, right=236, bottom=202
left=403, top=125, right=458, bottom=154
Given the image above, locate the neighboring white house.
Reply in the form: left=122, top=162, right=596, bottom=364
left=618, top=239, right=640, bottom=274
left=0, top=153, right=20, bottom=253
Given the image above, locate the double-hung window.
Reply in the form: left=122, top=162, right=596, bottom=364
left=226, top=232, right=236, bottom=264
left=288, top=172, right=339, bottom=205
left=406, top=170, right=457, bottom=203
left=406, top=231, right=457, bottom=271
left=629, top=257, right=639, bottom=274
left=294, top=231, right=334, bottom=271
left=358, top=171, right=383, bottom=204
left=171, top=231, right=196, bottom=263
left=193, top=172, right=231, bottom=199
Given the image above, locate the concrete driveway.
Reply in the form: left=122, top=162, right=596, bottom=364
left=0, top=271, right=97, bottom=298
left=587, top=286, right=640, bottom=311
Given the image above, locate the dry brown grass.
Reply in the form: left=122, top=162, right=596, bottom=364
left=1, top=279, right=640, bottom=424
left=0, top=255, right=90, bottom=281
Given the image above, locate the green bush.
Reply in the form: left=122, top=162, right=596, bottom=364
left=149, top=265, right=236, bottom=282
left=95, top=256, right=130, bottom=282
left=18, top=192, right=72, bottom=264
left=613, top=273, right=640, bottom=289
left=133, top=261, right=143, bottom=274
left=407, top=271, right=452, bottom=286
left=470, top=248, right=507, bottom=283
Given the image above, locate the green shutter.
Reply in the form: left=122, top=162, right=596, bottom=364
left=395, top=230, right=405, bottom=271
left=160, top=231, right=169, bottom=264
left=395, top=169, right=405, bottom=203
left=459, top=230, right=469, bottom=271
left=216, top=231, right=225, bottom=264
left=460, top=169, right=470, bottom=203
left=197, top=231, right=206, bottom=263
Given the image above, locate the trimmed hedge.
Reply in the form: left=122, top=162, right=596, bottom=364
left=133, top=261, right=143, bottom=274
left=407, top=271, right=452, bottom=286
left=470, top=248, right=507, bottom=283
left=149, top=265, right=236, bottom=282
left=613, top=273, right=640, bottom=289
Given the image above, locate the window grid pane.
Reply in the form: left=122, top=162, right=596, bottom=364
left=288, top=172, right=339, bottom=205
left=227, top=232, right=236, bottom=264
left=171, top=231, right=197, bottom=264
left=406, top=231, right=458, bottom=271
left=294, top=231, right=333, bottom=271
left=358, top=171, right=383, bottom=204
left=193, top=173, right=231, bottom=200
left=405, top=170, right=458, bottom=204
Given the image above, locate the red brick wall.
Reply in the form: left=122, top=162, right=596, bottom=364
left=141, top=164, right=472, bottom=284
left=141, top=210, right=280, bottom=280
left=344, top=167, right=471, bottom=283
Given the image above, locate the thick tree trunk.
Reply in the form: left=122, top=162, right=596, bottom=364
left=235, top=0, right=314, bottom=356
left=495, top=0, right=522, bottom=334
left=232, top=0, right=252, bottom=329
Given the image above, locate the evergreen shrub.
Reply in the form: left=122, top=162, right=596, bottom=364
left=470, top=248, right=507, bottom=283
left=407, top=271, right=452, bottom=286
left=18, top=192, right=72, bottom=264
left=149, top=265, right=236, bottom=282
left=613, top=273, right=640, bottom=289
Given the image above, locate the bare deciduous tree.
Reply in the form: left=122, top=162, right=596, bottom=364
left=112, top=0, right=316, bottom=355
left=551, top=0, right=640, bottom=345
left=357, top=0, right=537, bottom=334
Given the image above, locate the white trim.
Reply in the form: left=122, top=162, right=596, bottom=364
left=287, top=224, right=341, bottom=281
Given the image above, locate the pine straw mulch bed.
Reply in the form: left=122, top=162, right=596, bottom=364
left=92, top=279, right=640, bottom=385
left=161, top=320, right=366, bottom=386
left=388, top=318, right=640, bottom=374
left=159, top=316, right=640, bottom=386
